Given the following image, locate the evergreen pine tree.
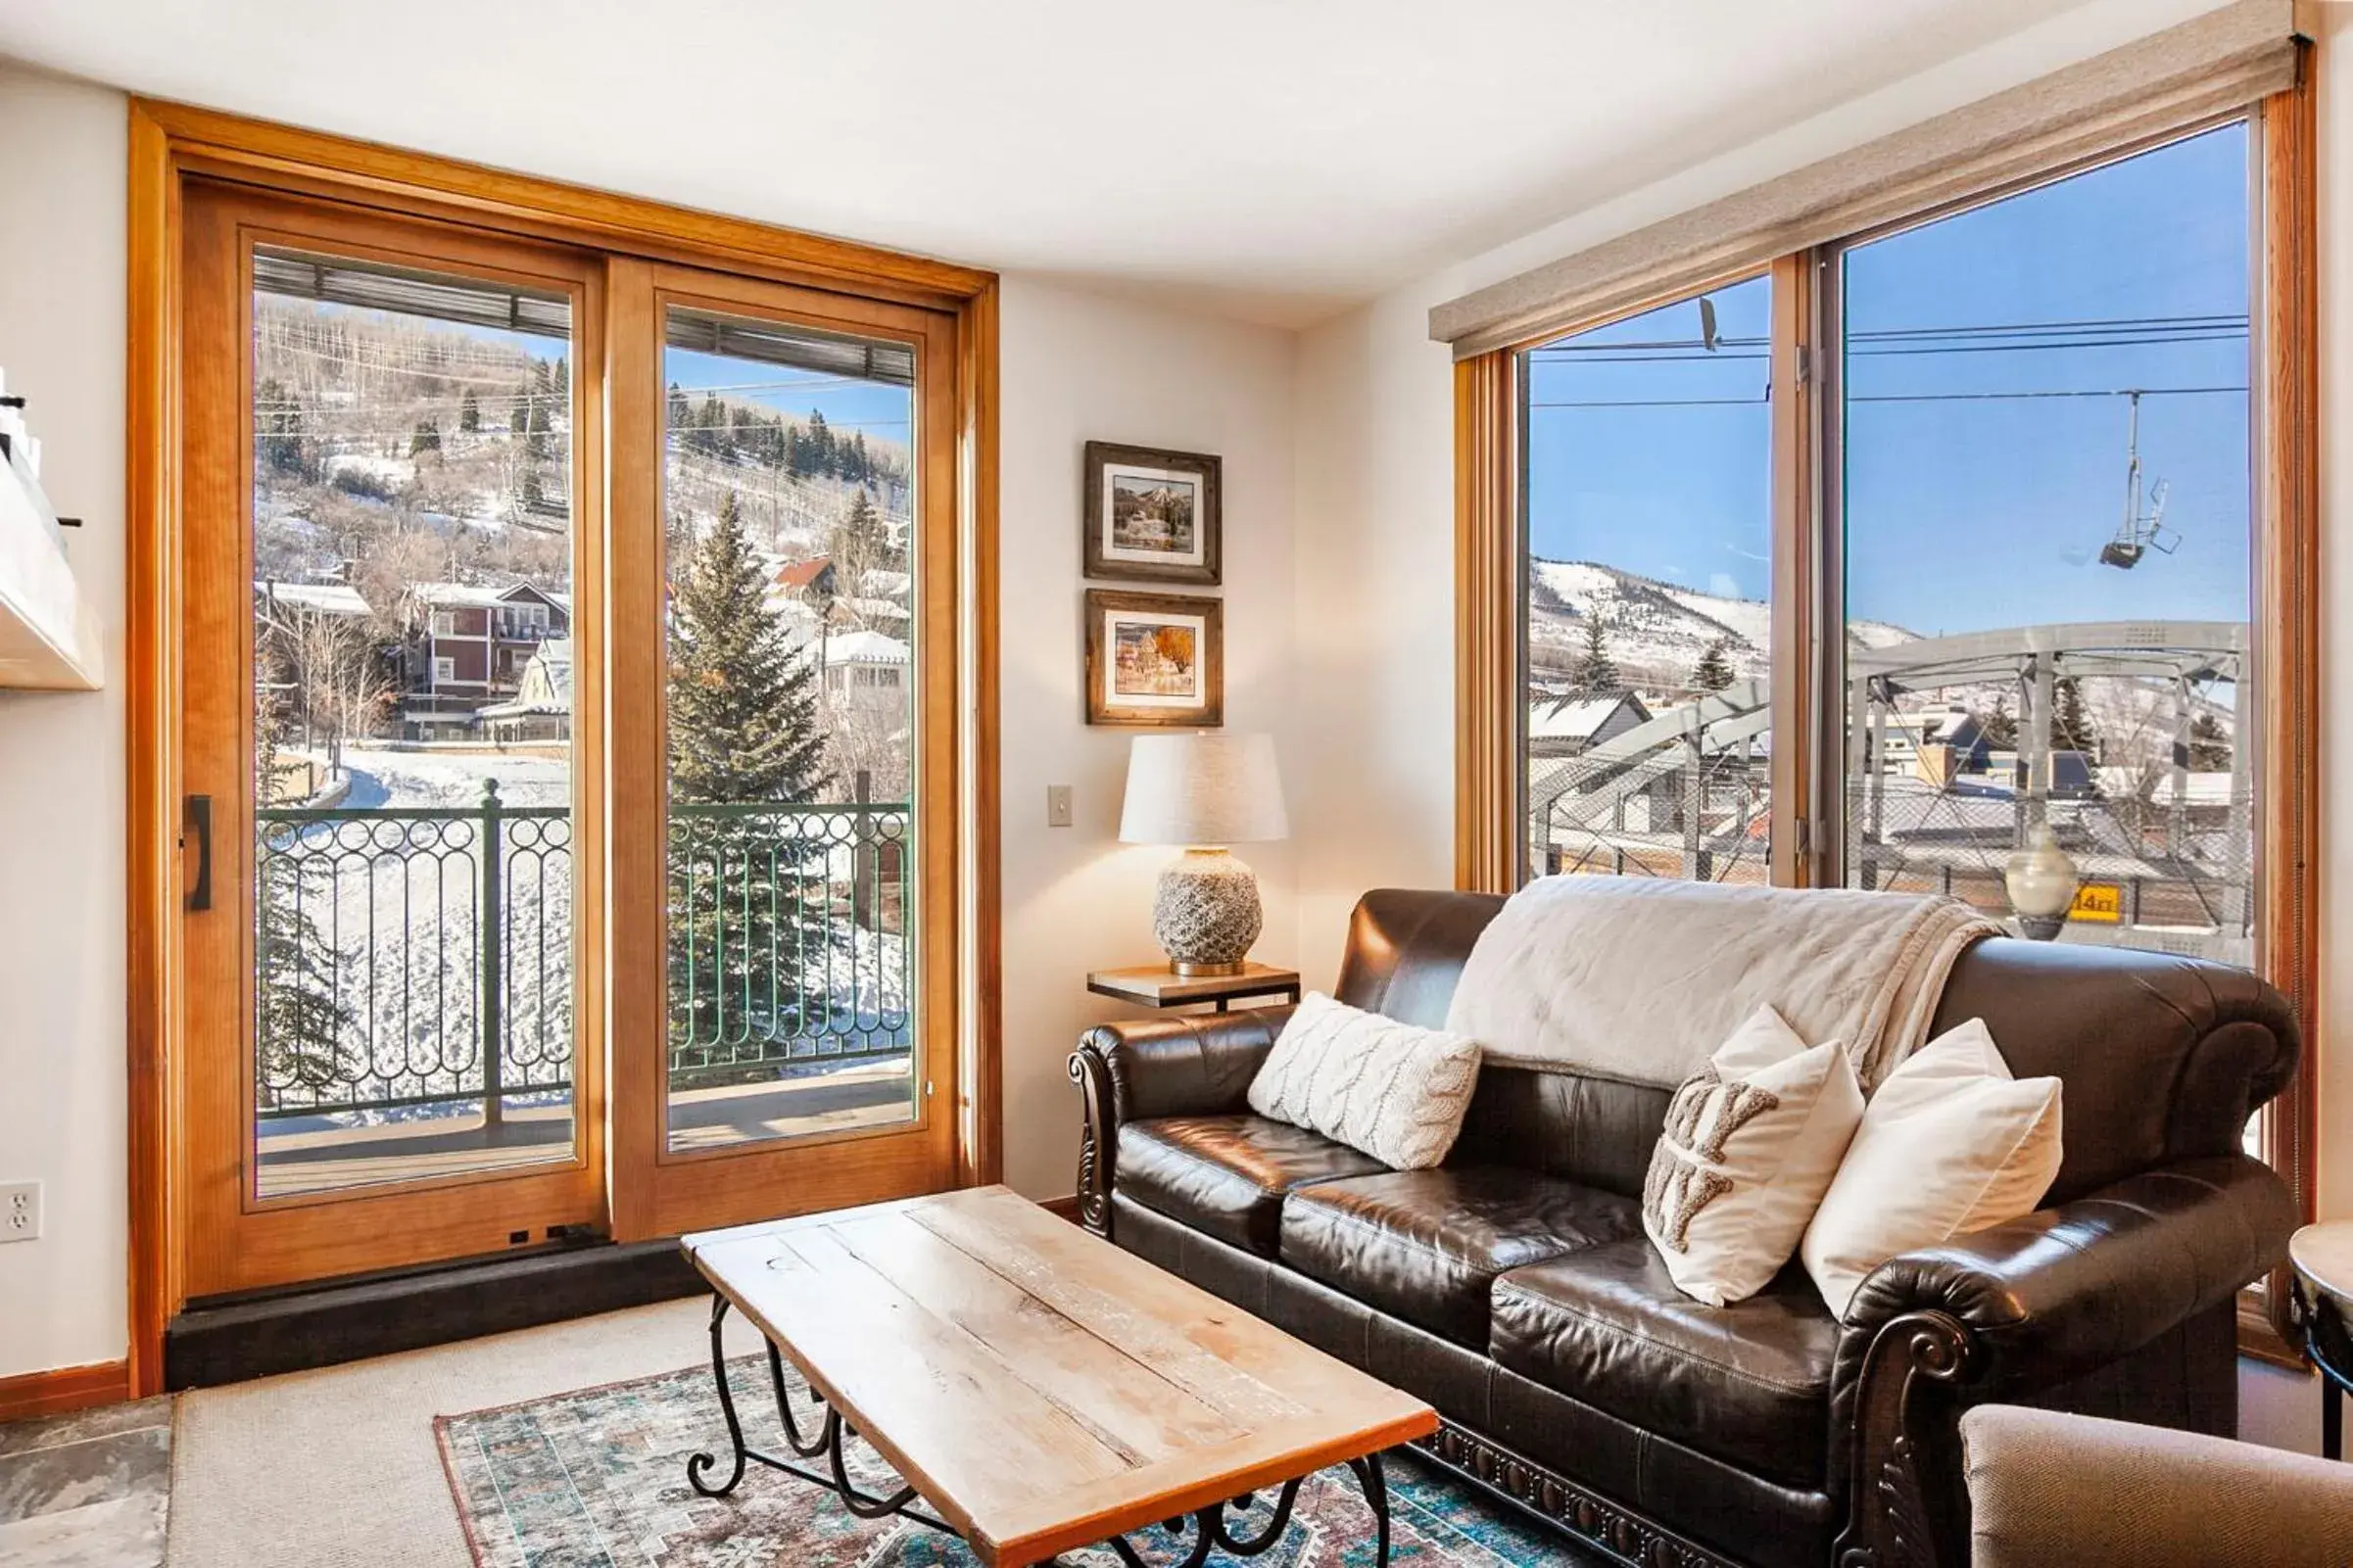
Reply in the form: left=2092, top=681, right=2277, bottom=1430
left=829, top=488, right=896, bottom=590
left=458, top=388, right=481, bottom=434
left=253, top=642, right=352, bottom=1092
left=1575, top=612, right=1620, bottom=696
left=256, top=376, right=311, bottom=479
left=806, top=409, right=836, bottom=476
left=408, top=417, right=442, bottom=458
left=667, top=382, right=693, bottom=438
left=2053, top=677, right=2099, bottom=758
left=665, top=491, right=833, bottom=1053
left=2187, top=711, right=2232, bottom=770
left=1982, top=690, right=2020, bottom=749
left=1691, top=639, right=1735, bottom=692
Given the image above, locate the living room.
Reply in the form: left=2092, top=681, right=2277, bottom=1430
left=2, top=2, right=2350, bottom=1565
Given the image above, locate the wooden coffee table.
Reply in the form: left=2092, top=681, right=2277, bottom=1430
left=681, top=1185, right=1437, bottom=1566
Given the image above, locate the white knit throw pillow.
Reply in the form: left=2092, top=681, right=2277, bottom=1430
left=1246, top=992, right=1482, bottom=1170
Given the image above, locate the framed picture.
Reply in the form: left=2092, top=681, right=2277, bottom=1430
left=1082, top=441, right=1222, bottom=586
left=1083, top=590, right=1224, bottom=728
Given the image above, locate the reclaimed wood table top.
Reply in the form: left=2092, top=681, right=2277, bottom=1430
left=683, top=1184, right=1435, bottom=1567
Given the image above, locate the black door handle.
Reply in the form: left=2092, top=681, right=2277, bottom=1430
left=185, top=794, right=213, bottom=912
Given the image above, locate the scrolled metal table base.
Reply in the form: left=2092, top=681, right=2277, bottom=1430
left=687, top=1293, right=1395, bottom=1564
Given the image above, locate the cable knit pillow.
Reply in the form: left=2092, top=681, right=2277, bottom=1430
left=1641, top=1005, right=1866, bottom=1307
left=1245, top=992, right=1482, bottom=1170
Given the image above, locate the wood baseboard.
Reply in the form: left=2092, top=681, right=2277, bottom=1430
left=0, top=1360, right=131, bottom=1422
left=1039, top=1195, right=1081, bottom=1223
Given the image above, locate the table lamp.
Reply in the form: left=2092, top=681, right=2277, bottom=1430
left=1119, top=733, right=1288, bottom=974
left=2003, top=821, right=2080, bottom=941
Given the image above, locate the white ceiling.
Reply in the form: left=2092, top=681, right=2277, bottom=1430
left=7, top=0, right=2117, bottom=325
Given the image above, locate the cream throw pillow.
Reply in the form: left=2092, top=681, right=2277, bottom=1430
left=1641, top=1005, right=1866, bottom=1307
left=1246, top=992, right=1481, bottom=1170
left=1801, top=1018, right=2063, bottom=1320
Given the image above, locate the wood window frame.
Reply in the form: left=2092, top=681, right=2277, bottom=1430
left=125, top=101, right=1002, bottom=1397
left=1454, top=67, right=2320, bottom=1359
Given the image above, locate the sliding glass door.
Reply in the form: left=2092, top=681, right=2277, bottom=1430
left=607, top=263, right=962, bottom=1241
left=175, top=192, right=968, bottom=1295
left=178, top=185, right=606, bottom=1296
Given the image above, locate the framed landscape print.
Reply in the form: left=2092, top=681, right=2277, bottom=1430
left=1083, top=590, right=1224, bottom=728
left=1082, top=441, right=1222, bottom=585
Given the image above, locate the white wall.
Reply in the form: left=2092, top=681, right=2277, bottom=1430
left=994, top=276, right=1298, bottom=1201
left=0, top=66, right=130, bottom=1380
left=0, top=71, right=1301, bottom=1377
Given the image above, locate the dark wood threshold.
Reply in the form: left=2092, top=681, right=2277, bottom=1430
left=165, top=1237, right=702, bottom=1391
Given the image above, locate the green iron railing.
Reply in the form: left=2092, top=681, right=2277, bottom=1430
left=254, top=782, right=911, bottom=1122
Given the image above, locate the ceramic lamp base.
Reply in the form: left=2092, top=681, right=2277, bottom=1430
left=1153, top=848, right=1263, bottom=974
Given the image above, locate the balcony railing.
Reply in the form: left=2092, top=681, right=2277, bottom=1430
left=254, top=784, right=912, bottom=1123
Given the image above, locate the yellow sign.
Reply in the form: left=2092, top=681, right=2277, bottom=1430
left=2069, top=882, right=2123, bottom=924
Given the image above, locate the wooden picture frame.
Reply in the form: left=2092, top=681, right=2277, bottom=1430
left=1083, top=590, right=1223, bottom=728
left=1082, top=441, right=1221, bottom=585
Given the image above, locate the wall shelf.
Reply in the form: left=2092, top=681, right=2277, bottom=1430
left=0, top=431, right=102, bottom=689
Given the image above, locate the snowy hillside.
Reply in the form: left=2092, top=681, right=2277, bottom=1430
left=1530, top=558, right=1917, bottom=690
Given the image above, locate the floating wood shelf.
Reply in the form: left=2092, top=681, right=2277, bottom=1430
left=0, top=435, right=102, bottom=689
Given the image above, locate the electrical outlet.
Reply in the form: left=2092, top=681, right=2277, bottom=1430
left=0, top=1181, right=39, bottom=1243
left=1046, top=784, right=1074, bottom=828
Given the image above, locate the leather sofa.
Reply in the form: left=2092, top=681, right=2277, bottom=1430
left=1069, top=889, right=2301, bottom=1568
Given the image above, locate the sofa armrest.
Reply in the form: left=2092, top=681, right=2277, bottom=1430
left=1068, top=1008, right=1291, bottom=1236
left=1830, top=1156, right=2298, bottom=1568
left=1961, top=1404, right=2353, bottom=1568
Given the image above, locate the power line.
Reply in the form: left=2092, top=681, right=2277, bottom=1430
left=1528, top=385, right=2246, bottom=409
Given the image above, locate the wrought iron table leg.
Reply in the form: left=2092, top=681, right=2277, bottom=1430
left=687, top=1295, right=747, bottom=1497
left=1350, top=1450, right=1392, bottom=1566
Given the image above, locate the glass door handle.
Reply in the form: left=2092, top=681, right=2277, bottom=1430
left=185, top=793, right=213, bottom=912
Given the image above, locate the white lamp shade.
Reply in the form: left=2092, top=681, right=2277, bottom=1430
left=1119, top=733, right=1289, bottom=846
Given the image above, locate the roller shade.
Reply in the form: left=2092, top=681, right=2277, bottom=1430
left=1431, top=0, right=2300, bottom=358
left=666, top=308, right=916, bottom=387
left=254, top=249, right=572, bottom=339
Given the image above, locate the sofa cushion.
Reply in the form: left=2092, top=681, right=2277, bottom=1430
left=1278, top=1167, right=1642, bottom=1347
left=1491, top=1237, right=1842, bottom=1487
left=1116, top=1115, right=1387, bottom=1257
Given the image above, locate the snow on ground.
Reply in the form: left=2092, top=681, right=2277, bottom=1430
left=268, top=744, right=908, bottom=1121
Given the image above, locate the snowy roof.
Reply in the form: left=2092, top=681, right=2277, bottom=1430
left=409, top=582, right=512, bottom=609
left=1528, top=694, right=1645, bottom=741
left=2094, top=767, right=2237, bottom=806
left=255, top=580, right=370, bottom=618
left=773, top=556, right=834, bottom=591
left=861, top=569, right=911, bottom=598
left=816, top=630, right=910, bottom=666
left=841, top=595, right=911, bottom=622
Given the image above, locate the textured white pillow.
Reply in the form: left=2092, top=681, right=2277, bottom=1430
left=1245, top=992, right=1481, bottom=1170
left=1641, top=1005, right=1866, bottom=1307
left=1801, top=1018, right=2063, bottom=1319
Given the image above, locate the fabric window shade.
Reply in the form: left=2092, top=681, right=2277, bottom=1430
left=254, top=249, right=572, bottom=340
left=1430, top=0, right=2298, bottom=358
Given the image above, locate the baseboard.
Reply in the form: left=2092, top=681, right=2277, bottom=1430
left=1039, top=1194, right=1081, bottom=1222
left=0, top=1359, right=130, bottom=1422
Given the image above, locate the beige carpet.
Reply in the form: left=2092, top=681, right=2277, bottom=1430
left=167, top=1297, right=766, bottom=1567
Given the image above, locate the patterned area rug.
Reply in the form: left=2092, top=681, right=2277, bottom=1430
left=436, top=1355, right=1590, bottom=1567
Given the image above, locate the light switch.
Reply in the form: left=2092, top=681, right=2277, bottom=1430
left=1046, top=784, right=1074, bottom=828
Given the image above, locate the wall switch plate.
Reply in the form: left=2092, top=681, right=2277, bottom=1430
left=1046, top=784, right=1074, bottom=828
left=0, top=1181, right=39, bottom=1243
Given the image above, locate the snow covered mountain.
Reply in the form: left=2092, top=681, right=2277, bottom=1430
left=1529, top=558, right=1917, bottom=692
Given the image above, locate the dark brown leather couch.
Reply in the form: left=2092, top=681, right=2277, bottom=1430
left=1069, top=889, right=2301, bottom=1568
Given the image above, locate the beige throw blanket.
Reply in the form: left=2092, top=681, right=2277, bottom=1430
left=1443, top=878, right=1996, bottom=1094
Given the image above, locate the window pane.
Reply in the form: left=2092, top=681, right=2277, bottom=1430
left=251, top=249, right=577, bottom=1197
left=1838, top=124, right=2253, bottom=963
left=661, top=309, right=917, bottom=1151
left=1520, top=276, right=1773, bottom=884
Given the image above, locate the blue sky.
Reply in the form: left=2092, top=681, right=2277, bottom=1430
left=1524, top=121, right=2251, bottom=639
left=663, top=347, right=912, bottom=448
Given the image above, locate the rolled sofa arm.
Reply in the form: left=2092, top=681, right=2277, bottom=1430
left=1961, top=1404, right=2353, bottom=1568
left=1068, top=1008, right=1291, bottom=1237
left=1829, top=1155, right=2298, bottom=1568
